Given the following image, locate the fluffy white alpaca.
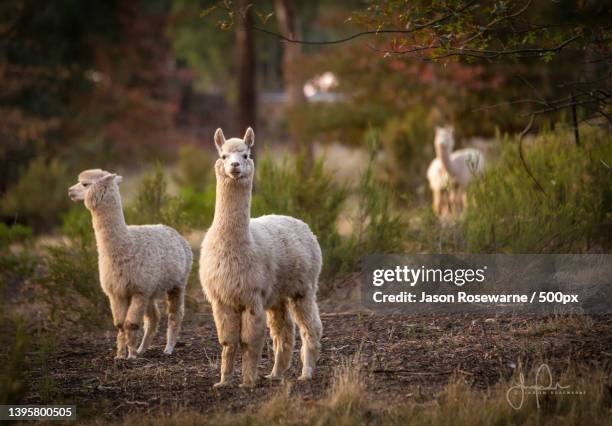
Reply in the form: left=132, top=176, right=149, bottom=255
left=427, top=126, right=485, bottom=215
left=69, top=169, right=192, bottom=359
left=199, top=128, right=323, bottom=388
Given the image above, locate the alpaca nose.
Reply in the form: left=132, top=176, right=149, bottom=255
left=231, top=162, right=240, bottom=168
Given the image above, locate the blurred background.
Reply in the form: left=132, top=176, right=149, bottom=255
left=1, top=0, right=611, bottom=318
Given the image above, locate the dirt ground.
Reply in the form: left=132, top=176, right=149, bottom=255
left=21, top=308, right=612, bottom=422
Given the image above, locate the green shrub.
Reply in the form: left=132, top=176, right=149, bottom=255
left=379, top=106, right=435, bottom=190
left=172, top=145, right=217, bottom=229
left=173, top=145, right=214, bottom=192
left=178, top=184, right=216, bottom=229
left=0, top=320, right=29, bottom=404
left=464, top=126, right=612, bottom=253
left=39, top=208, right=107, bottom=327
left=126, top=163, right=189, bottom=232
left=0, top=223, right=37, bottom=294
left=0, top=157, right=73, bottom=231
left=329, top=134, right=407, bottom=276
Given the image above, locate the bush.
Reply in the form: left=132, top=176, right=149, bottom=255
left=464, top=126, right=612, bottom=253
left=39, top=207, right=107, bottom=327
left=0, top=223, right=37, bottom=295
left=0, top=320, right=29, bottom=404
left=0, top=157, right=73, bottom=231
left=173, top=145, right=216, bottom=229
left=173, top=145, right=214, bottom=192
left=379, top=106, right=435, bottom=191
left=126, top=163, right=189, bottom=233
left=329, top=134, right=407, bottom=276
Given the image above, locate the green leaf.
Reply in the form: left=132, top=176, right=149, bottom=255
left=256, top=11, right=274, bottom=24
left=200, top=5, right=217, bottom=18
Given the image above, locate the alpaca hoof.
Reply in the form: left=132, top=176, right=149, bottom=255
left=265, top=373, right=283, bottom=381
left=114, top=355, right=126, bottom=360
left=127, top=354, right=138, bottom=360
left=136, top=347, right=147, bottom=355
left=298, top=367, right=313, bottom=380
left=213, top=381, right=230, bottom=389
left=163, top=347, right=174, bottom=355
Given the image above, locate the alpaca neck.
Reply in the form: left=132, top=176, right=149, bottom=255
left=210, top=176, right=252, bottom=245
left=435, top=143, right=458, bottom=178
left=91, top=197, right=130, bottom=255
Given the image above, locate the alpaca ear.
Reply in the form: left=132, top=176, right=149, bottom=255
left=214, top=128, right=226, bottom=153
left=114, top=175, right=123, bottom=184
left=100, top=173, right=117, bottom=184
left=243, top=127, right=255, bottom=148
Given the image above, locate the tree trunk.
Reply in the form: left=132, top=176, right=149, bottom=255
left=274, top=0, right=310, bottom=161
left=274, top=0, right=305, bottom=107
left=235, top=0, right=256, bottom=142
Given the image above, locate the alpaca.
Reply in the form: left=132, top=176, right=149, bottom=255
left=426, top=158, right=452, bottom=217
left=68, top=169, right=192, bottom=359
left=199, top=127, right=323, bottom=388
left=428, top=126, right=485, bottom=216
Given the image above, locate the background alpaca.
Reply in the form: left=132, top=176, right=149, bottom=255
left=199, top=127, right=323, bottom=388
left=428, top=126, right=486, bottom=216
left=69, top=169, right=192, bottom=359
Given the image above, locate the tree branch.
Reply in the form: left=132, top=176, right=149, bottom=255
left=242, top=0, right=478, bottom=45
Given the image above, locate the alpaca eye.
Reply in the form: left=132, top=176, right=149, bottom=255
left=243, top=154, right=248, bottom=159
left=222, top=155, right=227, bottom=160
left=82, top=183, right=90, bottom=187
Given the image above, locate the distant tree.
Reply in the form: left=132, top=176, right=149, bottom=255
left=235, top=0, right=257, bottom=136
left=0, top=0, right=180, bottom=192
left=215, top=0, right=611, bottom=131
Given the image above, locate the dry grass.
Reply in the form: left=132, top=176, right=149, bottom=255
left=111, top=361, right=610, bottom=426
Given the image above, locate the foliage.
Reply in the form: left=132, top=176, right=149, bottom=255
left=0, top=223, right=37, bottom=288
left=332, top=133, right=406, bottom=274
left=0, top=0, right=181, bottom=194
left=0, top=320, right=29, bottom=405
left=39, top=208, right=107, bottom=327
left=379, top=106, right=435, bottom=190
left=0, top=157, right=73, bottom=231
left=464, top=127, right=612, bottom=253
left=127, top=163, right=189, bottom=233
left=173, top=145, right=216, bottom=229
left=168, top=0, right=234, bottom=91
left=173, top=145, right=215, bottom=192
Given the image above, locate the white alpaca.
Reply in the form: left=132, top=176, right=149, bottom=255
left=69, top=169, right=192, bottom=359
left=199, top=128, right=323, bottom=388
left=427, top=126, right=485, bottom=216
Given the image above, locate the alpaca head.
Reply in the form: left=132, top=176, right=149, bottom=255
left=69, top=169, right=123, bottom=210
left=434, top=126, right=455, bottom=150
left=213, top=127, right=255, bottom=181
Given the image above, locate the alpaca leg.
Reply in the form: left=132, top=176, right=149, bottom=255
left=289, top=294, right=322, bottom=380
left=239, top=303, right=266, bottom=388
left=109, top=295, right=129, bottom=359
left=137, top=300, right=160, bottom=355
left=125, top=294, right=147, bottom=359
left=211, top=301, right=240, bottom=388
left=432, top=188, right=441, bottom=216
left=164, top=286, right=185, bottom=355
left=265, top=303, right=295, bottom=380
